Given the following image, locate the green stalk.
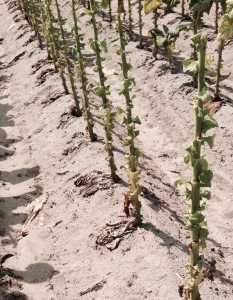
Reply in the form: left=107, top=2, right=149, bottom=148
left=39, top=0, right=52, bottom=59
left=128, top=0, right=133, bottom=39
left=153, top=8, right=158, bottom=59
left=118, top=0, right=125, bottom=15
left=24, top=0, right=33, bottom=26
left=89, top=0, right=118, bottom=181
left=215, top=0, right=219, bottom=33
left=178, top=33, right=218, bottom=300
left=138, top=0, right=143, bottom=48
left=54, top=0, right=82, bottom=116
left=190, top=36, right=207, bottom=300
left=182, top=0, right=185, bottom=18
left=117, top=13, right=142, bottom=224
left=45, top=0, right=69, bottom=94
left=72, top=0, right=96, bottom=141
left=215, top=38, right=224, bottom=97
left=108, top=0, right=112, bottom=28
left=29, top=0, right=43, bottom=49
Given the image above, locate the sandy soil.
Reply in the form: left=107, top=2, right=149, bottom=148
left=0, top=0, right=233, bottom=299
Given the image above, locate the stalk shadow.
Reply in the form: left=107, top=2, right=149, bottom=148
left=142, top=222, right=188, bottom=254
left=141, top=185, right=185, bottom=226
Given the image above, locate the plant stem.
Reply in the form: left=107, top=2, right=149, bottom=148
left=190, top=36, right=207, bottom=300
left=215, top=0, right=219, bottom=33
left=153, top=8, right=158, bottom=59
left=138, top=0, right=143, bottom=48
left=215, top=38, right=224, bottom=97
left=45, top=0, right=69, bottom=94
left=39, top=0, right=52, bottom=59
left=117, top=13, right=142, bottom=224
left=29, top=0, right=43, bottom=49
left=108, top=0, right=112, bottom=28
left=128, top=0, right=133, bottom=39
left=182, top=0, right=185, bottom=18
left=55, top=0, right=82, bottom=116
left=72, top=0, right=96, bottom=141
left=89, top=0, right=118, bottom=181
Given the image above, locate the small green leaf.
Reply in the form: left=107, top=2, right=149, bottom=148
left=202, top=114, right=218, bottom=133
left=183, top=59, right=198, bottom=73
left=116, top=107, right=125, bottom=115
left=199, top=169, right=213, bottom=187
left=133, top=116, right=141, bottom=125
left=200, top=189, right=211, bottom=200
left=199, top=158, right=208, bottom=170
left=174, top=178, right=190, bottom=187
left=84, top=9, right=92, bottom=15
left=202, top=135, right=215, bottom=149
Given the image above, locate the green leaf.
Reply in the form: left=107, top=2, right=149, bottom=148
left=191, top=33, right=201, bottom=46
left=116, top=107, right=125, bottom=115
left=183, top=59, right=198, bottom=73
left=134, top=130, right=140, bottom=137
left=149, top=28, right=165, bottom=38
left=199, top=158, right=208, bottom=170
left=202, top=114, right=218, bottom=133
left=99, top=39, right=108, bottom=52
left=156, top=36, right=167, bottom=48
left=124, top=136, right=133, bottom=146
left=184, top=154, right=190, bottom=164
left=183, top=187, right=192, bottom=199
left=199, top=169, right=213, bottom=186
left=202, top=135, right=215, bottom=149
left=200, top=189, right=211, bottom=200
left=144, top=0, right=163, bottom=14
left=174, top=178, right=190, bottom=187
left=133, top=116, right=141, bottom=125
left=163, top=24, right=169, bottom=35
left=190, top=212, right=205, bottom=224
left=219, top=10, right=233, bottom=41
left=197, top=87, right=211, bottom=103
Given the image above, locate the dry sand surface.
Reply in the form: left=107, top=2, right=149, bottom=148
left=0, top=0, right=233, bottom=299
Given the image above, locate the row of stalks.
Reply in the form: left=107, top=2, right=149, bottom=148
left=12, top=1, right=230, bottom=299
left=16, top=0, right=142, bottom=227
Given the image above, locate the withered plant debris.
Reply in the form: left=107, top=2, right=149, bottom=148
left=69, top=105, right=81, bottom=117
left=36, top=68, right=54, bottom=85
left=7, top=51, right=26, bottom=67
left=96, top=220, right=135, bottom=250
left=79, top=279, right=107, bottom=296
left=204, top=95, right=222, bottom=115
left=21, top=193, right=49, bottom=236
left=41, top=90, right=64, bottom=107
left=74, top=170, right=113, bottom=197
